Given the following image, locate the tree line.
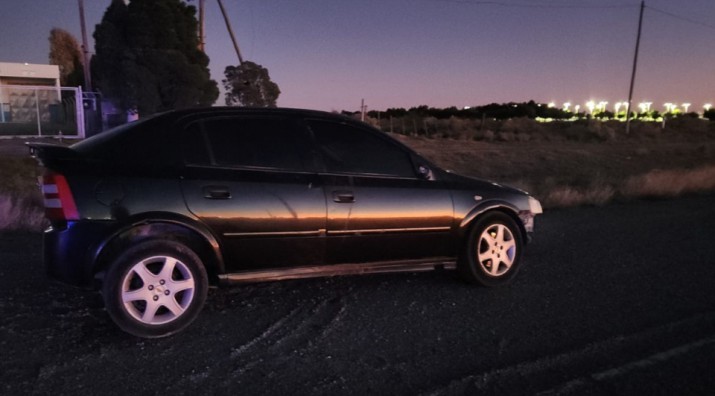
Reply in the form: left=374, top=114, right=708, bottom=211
left=48, top=0, right=279, bottom=118
left=356, top=102, right=714, bottom=122
left=364, top=102, right=570, bottom=121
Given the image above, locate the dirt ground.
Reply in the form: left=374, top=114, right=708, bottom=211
left=395, top=134, right=715, bottom=205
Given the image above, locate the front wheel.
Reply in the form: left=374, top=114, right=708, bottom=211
left=459, top=212, right=524, bottom=287
left=102, top=240, right=208, bottom=338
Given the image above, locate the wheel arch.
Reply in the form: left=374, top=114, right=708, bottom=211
left=459, top=201, right=527, bottom=245
left=91, top=213, right=225, bottom=286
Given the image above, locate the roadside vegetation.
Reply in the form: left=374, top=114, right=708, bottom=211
left=1, top=117, right=714, bottom=231
left=0, top=156, right=45, bottom=231
left=394, top=116, right=715, bottom=208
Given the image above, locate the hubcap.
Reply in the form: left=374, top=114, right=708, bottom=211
left=120, top=256, right=196, bottom=325
left=477, top=224, right=516, bottom=277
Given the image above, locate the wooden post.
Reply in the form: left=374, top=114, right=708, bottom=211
left=625, top=0, right=645, bottom=135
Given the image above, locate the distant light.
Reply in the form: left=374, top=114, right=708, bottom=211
left=574, top=105, right=581, bottom=113
left=563, top=102, right=571, bottom=112
left=463, top=106, right=471, bottom=110
left=664, top=102, right=676, bottom=113
left=547, top=102, right=555, bottom=108
left=586, top=101, right=596, bottom=113
left=705, top=104, right=713, bottom=112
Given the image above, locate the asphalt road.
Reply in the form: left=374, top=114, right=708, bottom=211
left=2, top=194, right=715, bottom=395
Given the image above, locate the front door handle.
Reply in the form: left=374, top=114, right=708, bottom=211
left=203, top=185, right=231, bottom=199
left=332, top=190, right=355, bottom=203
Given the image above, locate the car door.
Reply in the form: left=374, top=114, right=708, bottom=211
left=307, top=119, right=454, bottom=264
left=180, top=115, right=326, bottom=271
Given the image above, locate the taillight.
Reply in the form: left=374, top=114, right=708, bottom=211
left=40, top=171, right=79, bottom=221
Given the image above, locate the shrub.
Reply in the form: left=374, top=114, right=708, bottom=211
left=664, top=116, right=709, bottom=135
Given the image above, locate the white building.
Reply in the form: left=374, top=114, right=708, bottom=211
left=0, top=62, right=60, bottom=87
left=0, top=62, right=61, bottom=124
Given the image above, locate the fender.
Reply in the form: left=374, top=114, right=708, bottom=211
left=458, top=199, right=527, bottom=241
left=89, top=212, right=225, bottom=284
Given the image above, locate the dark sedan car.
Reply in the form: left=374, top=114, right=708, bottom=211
left=29, top=107, right=542, bottom=338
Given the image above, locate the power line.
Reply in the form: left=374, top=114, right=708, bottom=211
left=646, top=5, right=715, bottom=31
left=434, top=0, right=715, bottom=31
left=435, top=0, right=637, bottom=9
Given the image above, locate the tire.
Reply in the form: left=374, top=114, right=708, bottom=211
left=458, top=212, right=524, bottom=287
left=102, top=239, right=208, bottom=338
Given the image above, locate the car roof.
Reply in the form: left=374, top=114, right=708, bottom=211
left=163, top=106, right=359, bottom=124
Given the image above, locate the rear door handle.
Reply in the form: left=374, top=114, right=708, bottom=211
left=203, top=185, right=231, bottom=199
left=332, top=190, right=355, bottom=203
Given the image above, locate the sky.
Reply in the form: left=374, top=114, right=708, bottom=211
left=1, top=0, right=713, bottom=113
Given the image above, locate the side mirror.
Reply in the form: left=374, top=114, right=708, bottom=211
left=417, top=164, right=434, bottom=180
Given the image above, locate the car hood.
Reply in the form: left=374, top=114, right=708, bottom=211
left=440, top=170, right=528, bottom=197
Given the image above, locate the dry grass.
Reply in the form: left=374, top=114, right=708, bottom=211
left=623, top=165, right=715, bottom=198
left=0, top=192, right=45, bottom=231
left=0, top=156, right=45, bottom=231
left=399, top=132, right=715, bottom=208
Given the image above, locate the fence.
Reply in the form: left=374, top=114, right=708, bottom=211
left=0, top=85, right=85, bottom=139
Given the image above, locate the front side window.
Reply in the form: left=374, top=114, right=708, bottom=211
left=182, top=117, right=309, bottom=171
left=309, top=120, right=415, bottom=178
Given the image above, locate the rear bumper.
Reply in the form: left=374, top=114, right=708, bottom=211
left=44, top=221, right=113, bottom=288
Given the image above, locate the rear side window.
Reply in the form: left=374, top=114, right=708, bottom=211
left=182, top=117, right=310, bottom=171
left=72, top=115, right=175, bottom=166
left=309, top=120, right=416, bottom=178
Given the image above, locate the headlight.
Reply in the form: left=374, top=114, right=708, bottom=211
left=528, top=196, right=543, bottom=215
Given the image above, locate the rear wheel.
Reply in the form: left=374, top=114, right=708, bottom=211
left=459, top=212, right=524, bottom=287
left=102, top=240, right=208, bottom=338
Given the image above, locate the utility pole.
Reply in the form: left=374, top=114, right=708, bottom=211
left=198, top=0, right=206, bottom=51
left=625, top=0, right=645, bottom=135
left=77, top=0, right=92, bottom=91
left=217, top=0, right=244, bottom=64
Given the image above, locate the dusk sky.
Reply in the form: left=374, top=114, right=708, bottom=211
left=1, top=0, right=713, bottom=113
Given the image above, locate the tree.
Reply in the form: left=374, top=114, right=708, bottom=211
left=92, top=0, right=218, bottom=116
left=705, top=109, right=715, bottom=121
left=48, top=28, right=85, bottom=87
left=223, top=61, right=280, bottom=107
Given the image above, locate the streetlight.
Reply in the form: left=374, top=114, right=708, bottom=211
left=623, top=101, right=631, bottom=118
left=563, top=102, right=571, bottom=112
left=586, top=101, right=596, bottom=114
left=682, top=103, right=691, bottom=113
left=664, top=103, right=676, bottom=114
left=704, top=103, right=712, bottom=112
